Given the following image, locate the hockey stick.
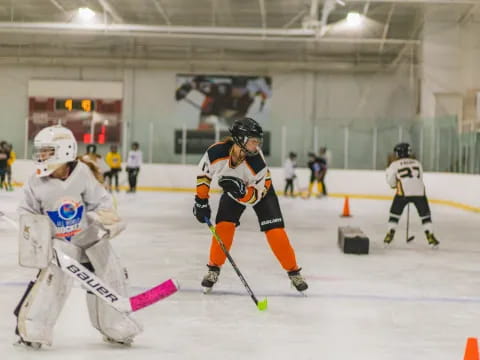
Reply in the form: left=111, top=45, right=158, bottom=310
left=0, top=210, right=18, bottom=228
left=204, top=217, right=268, bottom=311
left=0, top=211, right=179, bottom=313
left=406, top=203, right=415, bottom=243
left=52, top=247, right=178, bottom=313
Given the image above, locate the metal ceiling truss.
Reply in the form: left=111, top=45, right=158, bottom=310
left=0, top=22, right=421, bottom=45
left=150, top=0, right=171, bottom=25
left=0, top=55, right=395, bottom=73
left=97, top=0, right=123, bottom=23
left=49, top=0, right=67, bottom=14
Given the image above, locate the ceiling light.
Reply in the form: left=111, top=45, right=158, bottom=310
left=346, top=12, right=362, bottom=27
left=78, top=7, right=95, bottom=22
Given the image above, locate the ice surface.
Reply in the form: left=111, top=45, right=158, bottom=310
left=0, top=189, right=478, bottom=359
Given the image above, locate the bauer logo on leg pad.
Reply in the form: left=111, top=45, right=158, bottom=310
left=66, top=265, right=118, bottom=303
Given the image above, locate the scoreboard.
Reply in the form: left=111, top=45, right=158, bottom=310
left=28, top=97, right=122, bottom=144
left=55, top=99, right=95, bottom=112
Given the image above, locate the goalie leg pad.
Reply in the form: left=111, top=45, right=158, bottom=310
left=15, top=264, right=72, bottom=345
left=18, top=214, right=52, bottom=269
left=85, top=240, right=143, bottom=342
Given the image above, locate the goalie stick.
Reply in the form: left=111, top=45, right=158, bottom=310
left=0, top=211, right=179, bottom=313
left=52, top=248, right=178, bottom=313
left=0, top=210, right=18, bottom=229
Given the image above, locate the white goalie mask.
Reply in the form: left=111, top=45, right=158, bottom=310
left=33, top=125, right=77, bottom=177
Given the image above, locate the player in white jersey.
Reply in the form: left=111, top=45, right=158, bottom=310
left=126, top=142, right=142, bottom=193
left=193, top=118, right=308, bottom=293
left=283, top=152, right=297, bottom=197
left=14, top=125, right=142, bottom=349
left=384, top=143, right=439, bottom=246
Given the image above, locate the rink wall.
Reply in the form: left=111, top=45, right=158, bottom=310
left=10, top=160, right=480, bottom=212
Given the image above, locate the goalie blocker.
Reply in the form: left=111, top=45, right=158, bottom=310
left=18, top=214, right=52, bottom=268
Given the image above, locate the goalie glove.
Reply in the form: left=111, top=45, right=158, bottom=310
left=87, top=209, right=126, bottom=239
left=218, top=176, right=247, bottom=199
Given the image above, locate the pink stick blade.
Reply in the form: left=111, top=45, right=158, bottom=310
left=129, top=279, right=178, bottom=312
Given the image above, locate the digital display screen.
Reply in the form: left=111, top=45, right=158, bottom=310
left=55, top=99, right=95, bottom=112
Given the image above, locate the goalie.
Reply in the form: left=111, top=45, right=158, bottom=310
left=13, top=125, right=142, bottom=349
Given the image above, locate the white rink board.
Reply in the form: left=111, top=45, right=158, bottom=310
left=11, top=160, right=480, bottom=208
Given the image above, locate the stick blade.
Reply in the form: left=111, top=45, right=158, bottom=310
left=406, top=236, right=415, bottom=243
left=130, top=278, right=179, bottom=312
left=257, top=298, right=268, bottom=311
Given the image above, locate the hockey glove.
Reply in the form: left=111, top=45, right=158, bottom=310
left=193, top=196, right=211, bottom=223
left=218, top=176, right=246, bottom=199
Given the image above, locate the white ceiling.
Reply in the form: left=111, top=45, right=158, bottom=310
left=0, top=0, right=477, bottom=72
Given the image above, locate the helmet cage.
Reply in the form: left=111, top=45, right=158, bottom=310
left=232, top=134, right=262, bottom=157
left=33, top=143, right=64, bottom=177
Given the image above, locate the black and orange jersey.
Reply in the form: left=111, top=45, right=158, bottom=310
left=196, top=140, right=271, bottom=205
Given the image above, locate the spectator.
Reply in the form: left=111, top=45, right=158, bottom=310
left=104, top=144, right=122, bottom=193
left=317, top=148, right=328, bottom=197
left=284, top=152, right=297, bottom=197
left=306, top=152, right=321, bottom=198
left=126, top=142, right=142, bottom=193
left=5, top=142, right=15, bottom=191
left=0, top=141, right=9, bottom=190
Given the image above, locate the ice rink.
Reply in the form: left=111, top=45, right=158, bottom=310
left=0, top=188, right=479, bottom=360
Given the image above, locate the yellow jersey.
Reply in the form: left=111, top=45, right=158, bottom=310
left=7, top=150, right=16, bottom=167
left=105, top=152, right=122, bottom=169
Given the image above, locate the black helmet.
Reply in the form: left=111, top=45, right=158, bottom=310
left=229, top=117, right=263, bottom=156
left=86, top=144, right=97, bottom=154
left=394, top=143, right=411, bottom=159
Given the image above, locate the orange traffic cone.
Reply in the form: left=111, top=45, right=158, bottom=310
left=340, top=196, right=351, bottom=217
left=464, top=338, right=479, bottom=360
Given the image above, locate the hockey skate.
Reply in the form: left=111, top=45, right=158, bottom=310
left=287, top=268, right=308, bottom=293
left=425, top=231, right=439, bottom=247
left=103, top=336, right=133, bottom=346
left=14, top=337, right=42, bottom=350
left=383, top=229, right=395, bottom=245
left=201, top=265, right=220, bottom=294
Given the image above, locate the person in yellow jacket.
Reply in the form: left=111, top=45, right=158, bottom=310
left=104, top=144, right=122, bottom=192
left=5, top=142, right=15, bottom=191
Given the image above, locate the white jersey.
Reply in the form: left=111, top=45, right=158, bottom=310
left=284, top=158, right=296, bottom=179
left=196, top=140, right=271, bottom=206
left=386, top=158, right=425, bottom=197
left=127, top=150, right=142, bottom=168
left=18, top=161, right=113, bottom=248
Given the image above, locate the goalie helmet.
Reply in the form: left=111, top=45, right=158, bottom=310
left=229, top=117, right=263, bottom=156
left=393, top=142, right=412, bottom=159
left=33, top=125, right=77, bottom=177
